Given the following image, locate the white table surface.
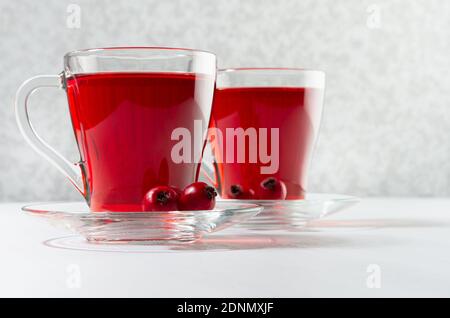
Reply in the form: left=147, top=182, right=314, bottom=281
left=1, top=198, right=450, bottom=297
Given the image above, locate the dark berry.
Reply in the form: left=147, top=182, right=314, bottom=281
left=178, top=182, right=217, bottom=211
left=142, top=186, right=180, bottom=211
left=229, top=184, right=256, bottom=200
left=258, top=177, right=287, bottom=200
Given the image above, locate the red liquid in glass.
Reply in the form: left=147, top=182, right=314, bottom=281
left=211, top=87, right=323, bottom=200
left=66, top=72, right=214, bottom=211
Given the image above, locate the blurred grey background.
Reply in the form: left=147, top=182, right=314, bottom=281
left=0, top=0, right=449, bottom=201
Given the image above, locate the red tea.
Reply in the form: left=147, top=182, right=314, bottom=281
left=210, top=87, right=323, bottom=200
left=66, top=72, right=214, bottom=211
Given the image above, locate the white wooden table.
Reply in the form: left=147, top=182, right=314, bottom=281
left=1, top=198, right=450, bottom=297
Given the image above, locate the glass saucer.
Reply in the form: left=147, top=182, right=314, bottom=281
left=22, top=201, right=262, bottom=243
left=221, top=193, right=359, bottom=232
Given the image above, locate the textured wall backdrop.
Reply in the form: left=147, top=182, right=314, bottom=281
left=1, top=0, right=449, bottom=201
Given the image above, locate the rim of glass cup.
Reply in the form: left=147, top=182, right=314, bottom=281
left=63, top=47, right=217, bottom=76
left=65, top=46, right=216, bottom=58
left=219, top=67, right=324, bottom=73
left=217, top=67, right=326, bottom=88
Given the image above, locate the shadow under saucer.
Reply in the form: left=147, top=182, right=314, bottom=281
left=43, top=216, right=447, bottom=253
left=305, top=217, right=450, bottom=231
left=43, top=230, right=396, bottom=253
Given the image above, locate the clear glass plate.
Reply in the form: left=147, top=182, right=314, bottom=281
left=22, top=202, right=262, bottom=243
left=221, top=193, right=360, bottom=232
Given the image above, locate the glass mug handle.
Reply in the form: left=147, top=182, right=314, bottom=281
left=14, top=74, right=85, bottom=195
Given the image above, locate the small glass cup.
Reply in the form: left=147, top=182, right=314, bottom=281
left=205, top=68, right=325, bottom=200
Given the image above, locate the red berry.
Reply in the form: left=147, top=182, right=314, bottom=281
left=229, top=184, right=256, bottom=200
left=178, top=182, right=217, bottom=211
left=142, top=186, right=180, bottom=211
left=258, top=177, right=287, bottom=200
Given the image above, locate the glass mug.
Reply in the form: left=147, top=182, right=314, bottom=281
left=15, top=47, right=216, bottom=212
left=205, top=68, right=325, bottom=200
